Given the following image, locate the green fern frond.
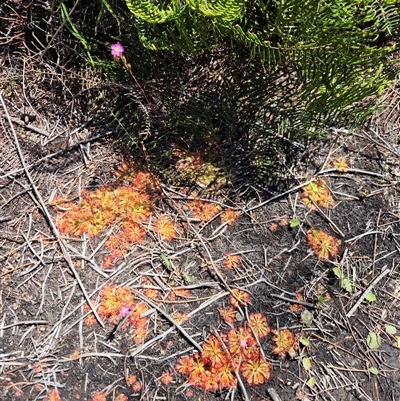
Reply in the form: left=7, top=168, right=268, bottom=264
left=125, top=0, right=184, bottom=23
left=185, top=0, right=245, bottom=22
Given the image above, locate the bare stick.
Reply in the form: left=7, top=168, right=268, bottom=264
left=270, top=293, right=316, bottom=308
left=1, top=321, right=48, bottom=329
left=134, top=291, right=202, bottom=352
left=267, top=388, right=284, bottom=401
left=0, top=114, right=50, bottom=137
left=246, top=179, right=314, bottom=212
left=347, top=267, right=390, bottom=318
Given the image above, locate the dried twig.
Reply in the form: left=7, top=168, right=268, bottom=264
left=0, top=114, right=50, bottom=137
left=347, top=267, right=390, bottom=318
left=270, top=293, right=316, bottom=308
left=134, top=291, right=202, bottom=352
left=267, top=387, right=284, bottom=401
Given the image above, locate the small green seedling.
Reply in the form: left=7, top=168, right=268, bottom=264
left=364, top=292, right=376, bottom=302
left=368, top=367, right=379, bottom=375
left=288, top=347, right=297, bottom=358
left=384, top=325, right=400, bottom=348
left=332, top=267, right=353, bottom=292
left=385, top=325, right=396, bottom=335
left=181, top=271, right=191, bottom=283
left=300, top=310, right=313, bottom=327
left=290, top=218, right=300, bottom=228
left=306, top=377, right=316, bottom=387
left=366, top=331, right=381, bottom=349
left=161, top=254, right=173, bottom=271
left=302, top=357, right=312, bottom=371
left=299, top=337, right=310, bottom=347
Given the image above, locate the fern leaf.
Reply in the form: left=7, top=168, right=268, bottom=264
left=185, top=0, right=245, bottom=22
left=125, top=0, right=183, bottom=23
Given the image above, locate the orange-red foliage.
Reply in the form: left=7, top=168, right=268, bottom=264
left=248, top=313, right=270, bottom=339
left=90, top=392, right=106, bottom=401
left=240, top=358, right=271, bottom=385
left=45, top=389, right=61, bottom=401
left=306, top=228, right=340, bottom=260
left=332, top=157, right=349, bottom=173
left=126, top=373, right=142, bottom=392
left=115, top=163, right=154, bottom=189
left=97, top=285, right=136, bottom=322
left=141, top=276, right=159, bottom=300
left=218, top=307, right=236, bottom=325
left=160, top=371, right=174, bottom=386
left=271, top=328, right=296, bottom=358
left=53, top=166, right=153, bottom=269
left=222, top=254, right=240, bottom=269
left=131, top=381, right=142, bottom=392
left=171, top=288, right=191, bottom=299
left=153, top=216, right=176, bottom=241
left=171, top=312, right=189, bottom=324
left=301, top=178, right=335, bottom=210
left=85, top=285, right=149, bottom=343
left=126, top=374, right=137, bottom=385
left=220, top=209, right=239, bottom=226
left=188, top=200, right=221, bottom=221
left=175, top=314, right=272, bottom=392
left=289, top=293, right=304, bottom=312
left=229, top=289, right=251, bottom=308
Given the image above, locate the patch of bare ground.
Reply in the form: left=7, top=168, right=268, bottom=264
left=1, top=31, right=400, bottom=401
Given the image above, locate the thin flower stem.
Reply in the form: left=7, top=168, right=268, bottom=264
left=121, top=56, right=151, bottom=105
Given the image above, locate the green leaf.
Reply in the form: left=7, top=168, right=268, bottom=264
left=181, top=271, right=191, bottom=283
left=368, top=367, right=379, bottom=375
left=332, top=267, right=341, bottom=278
left=307, top=377, right=316, bottom=387
left=392, top=336, right=400, bottom=349
left=366, top=332, right=382, bottom=349
left=365, top=292, right=376, bottom=302
left=302, top=357, right=312, bottom=371
left=299, top=337, right=310, bottom=347
left=290, top=218, right=300, bottom=228
left=385, top=325, right=397, bottom=335
left=161, top=254, right=172, bottom=271
left=342, top=278, right=353, bottom=292
left=300, top=310, right=313, bottom=327
left=288, top=347, right=297, bottom=358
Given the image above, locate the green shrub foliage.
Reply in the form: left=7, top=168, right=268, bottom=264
left=125, top=0, right=398, bottom=113
left=118, top=0, right=399, bottom=181
left=56, top=0, right=399, bottom=184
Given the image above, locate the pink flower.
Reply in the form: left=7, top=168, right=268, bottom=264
left=111, top=42, right=124, bottom=58
left=119, top=305, right=130, bottom=317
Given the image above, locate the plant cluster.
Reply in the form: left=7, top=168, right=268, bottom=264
left=52, top=162, right=239, bottom=268
left=53, top=165, right=154, bottom=268
left=173, top=149, right=227, bottom=189
left=84, top=285, right=149, bottom=344
left=306, top=228, right=341, bottom=261
left=300, top=178, right=335, bottom=211
left=175, top=324, right=270, bottom=390
left=299, top=174, right=341, bottom=260
left=175, top=292, right=298, bottom=392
